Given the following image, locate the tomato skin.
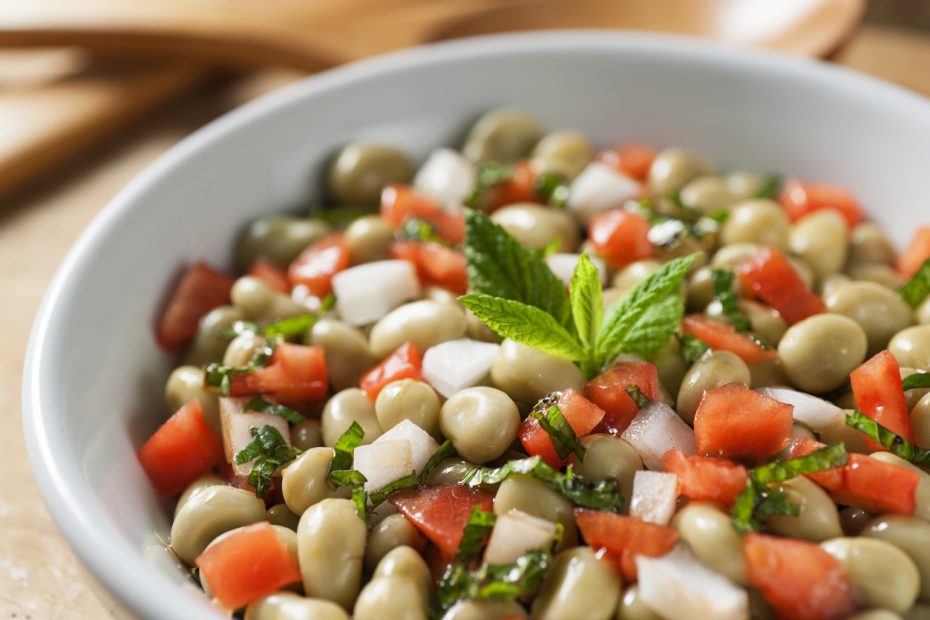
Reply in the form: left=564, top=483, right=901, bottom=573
left=693, top=384, right=793, bottom=465
left=519, top=389, right=606, bottom=468
left=736, top=246, right=826, bottom=324
left=195, top=522, right=301, bottom=611
left=897, top=227, right=930, bottom=277
left=778, top=179, right=864, bottom=228
left=248, top=257, right=290, bottom=294
left=229, top=342, right=328, bottom=406
left=790, top=436, right=918, bottom=515
left=138, top=401, right=224, bottom=498
left=661, top=450, right=747, bottom=505
left=588, top=209, right=653, bottom=268
left=390, top=484, right=494, bottom=562
left=744, top=532, right=859, bottom=620
left=156, top=261, right=233, bottom=352
left=380, top=184, right=465, bottom=244
left=287, top=234, right=349, bottom=298
left=681, top=315, right=777, bottom=365
left=391, top=241, right=468, bottom=294
left=850, top=350, right=915, bottom=450
left=585, top=361, right=661, bottom=436
left=359, top=341, right=424, bottom=401
left=598, top=144, right=656, bottom=182
left=574, top=509, right=678, bottom=581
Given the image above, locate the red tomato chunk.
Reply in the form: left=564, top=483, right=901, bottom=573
left=519, top=389, right=605, bottom=468
left=287, top=234, right=349, bottom=298
left=588, top=210, right=652, bottom=269
left=662, top=450, right=748, bottom=506
left=391, top=241, right=468, bottom=294
left=248, top=257, right=290, bottom=294
left=585, top=361, right=661, bottom=436
left=736, top=247, right=826, bottom=324
left=359, top=341, right=424, bottom=401
left=156, top=261, right=233, bottom=353
left=380, top=184, right=465, bottom=244
left=574, top=509, right=678, bottom=582
left=850, top=349, right=915, bottom=449
left=681, top=315, right=776, bottom=365
left=229, top=342, right=328, bottom=406
left=897, top=227, right=930, bottom=277
left=778, top=179, right=864, bottom=229
left=597, top=144, right=656, bottom=182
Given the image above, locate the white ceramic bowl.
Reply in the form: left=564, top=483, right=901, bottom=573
left=23, top=32, right=930, bottom=620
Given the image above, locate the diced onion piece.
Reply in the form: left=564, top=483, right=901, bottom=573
left=374, top=419, right=439, bottom=473
left=630, top=471, right=679, bottom=526
left=421, top=338, right=500, bottom=398
left=567, top=162, right=641, bottom=224
left=621, top=401, right=697, bottom=470
left=414, top=148, right=475, bottom=207
left=331, top=260, right=421, bottom=326
left=637, top=547, right=749, bottom=620
left=219, top=397, right=291, bottom=475
left=544, top=253, right=608, bottom=287
left=757, top=387, right=843, bottom=433
left=483, top=509, right=558, bottom=566
left=353, top=439, right=413, bottom=492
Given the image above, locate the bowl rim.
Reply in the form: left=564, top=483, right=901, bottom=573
left=22, top=30, right=930, bottom=620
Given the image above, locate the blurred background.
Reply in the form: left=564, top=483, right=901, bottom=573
left=1, top=0, right=929, bottom=617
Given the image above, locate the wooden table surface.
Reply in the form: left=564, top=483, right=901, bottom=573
left=1, top=23, right=929, bottom=620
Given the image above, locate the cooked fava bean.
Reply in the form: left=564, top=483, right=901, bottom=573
left=848, top=263, right=905, bottom=290
left=725, top=171, right=766, bottom=199
left=742, top=300, right=787, bottom=344
left=236, top=216, right=331, bottom=270
left=231, top=276, right=306, bottom=323
left=913, top=393, right=930, bottom=448
left=846, top=611, right=903, bottom=620
left=174, top=474, right=224, bottom=518
left=298, top=498, right=367, bottom=609
left=616, top=586, right=662, bottom=620
left=678, top=175, right=736, bottom=214
left=648, top=148, right=712, bottom=197
left=165, top=365, right=221, bottom=432
left=653, top=339, right=688, bottom=400
left=426, top=458, right=476, bottom=486
left=375, top=379, right=441, bottom=437
left=840, top=507, right=872, bottom=536
left=267, top=503, right=301, bottom=531
left=613, top=260, right=662, bottom=291
left=890, top=325, right=930, bottom=371
left=749, top=358, right=790, bottom=389
left=766, top=477, right=843, bottom=542
left=686, top=266, right=716, bottom=311
left=711, top=242, right=761, bottom=270
left=186, top=306, right=244, bottom=366
left=344, top=215, right=393, bottom=265
left=309, top=318, right=378, bottom=392
left=903, top=369, right=930, bottom=411
left=290, top=419, right=322, bottom=452
left=442, top=600, right=528, bottom=620
left=676, top=351, right=751, bottom=423
left=281, top=447, right=347, bottom=515
left=849, top=222, right=897, bottom=266
left=778, top=314, right=868, bottom=393
left=821, top=273, right=852, bottom=298
left=918, top=298, right=930, bottom=326
left=353, top=576, right=426, bottom=620
left=490, top=204, right=579, bottom=252
left=821, top=537, right=920, bottom=613
left=530, top=130, right=594, bottom=180
left=490, top=339, right=585, bottom=404
left=462, top=107, right=542, bottom=164
left=532, top=546, right=622, bottom=620
left=369, top=300, right=467, bottom=359
left=572, top=435, right=643, bottom=501
left=372, top=546, right=432, bottom=602
left=223, top=331, right=265, bottom=367
left=494, top=476, right=578, bottom=549
left=245, top=592, right=351, bottom=620
left=720, top=199, right=790, bottom=250
left=365, top=514, right=427, bottom=572
left=869, top=452, right=930, bottom=521
left=440, top=387, right=519, bottom=464
left=321, top=388, right=382, bottom=448
left=863, top=515, right=930, bottom=602
left=328, top=144, right=413, bottom=206
left=671, top=502, right=747, bottom=584
left=789, top=210, right=848, bottom=282
left=170, top=485, right=267, bottom=565
left=819, top=415, right=873, bottom=455
left=826, top=282, right=914, bottom=354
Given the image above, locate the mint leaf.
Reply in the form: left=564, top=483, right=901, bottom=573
left=846, top=410, right=930, bottom=467
left=460, top=294, right=585, bottom=361
left=903, top=373, right=930, bottom=391
left=679, top=333, right=710, bottom=366
left=900, top=258, right=930, bottom=309
left=463, top=209, right=571, bottom=328
left=570, top=254, right=603, bottom=352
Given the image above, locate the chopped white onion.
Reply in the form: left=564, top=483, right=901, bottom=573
left=422, top=338, right=500, bottom=397
left=544, top=253, right=608, bottom=288
left=567, top=162, right=641, bottom=224
left=374, top=419, right=439, bottom=473
left=757, top=386, right=843, bottom=433
left=353, top=440, right=413, bottom=492
left=219, top=397, right=291, bottom=475
left=483, top=509, right=558, bottom=566
left=637, top=547, right=749, bottom=620
left=630, top=471, right=679, bottom=525
left=621, top=401, right=697, bottom=470
left=331, top=260, right=421, bottom=326
left=414, top=148, right=474, bottom=207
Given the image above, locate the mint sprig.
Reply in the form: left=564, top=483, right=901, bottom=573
left=901, top=258, right=930, bottom=309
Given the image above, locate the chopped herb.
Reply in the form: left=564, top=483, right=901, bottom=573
left=433, top=508, right=498, bottom=615
left=710, top=269, right=753, bottom=333
left=243, top=396, right=305, bottom=424
left=368, top=474, right=419, bottom=507
left=903, top=373, right=930, bottom=391
left=464, top=162, right=515, bottom=210
left=328, top=469, right=367, bottom=487
left=398, top=217, right=450, bottom=247
left=845, top=410, right=930, bottom=467
left=327, top=421, right=365, bottom=481
left=679, top=333, right=711, bottom=365
left=624, top=384, right=653, bottom=410
left=900, top=258, right=930, bottom=309
left=234, top=425, right=302, bottom=498
left=531, top=401, right=584, bottom=461
left=204, top=341, right=276, bottom=395
left=534, top=172, right=570, bottom=209
left=754, top=176, right=782, bottom=200
left=351, top=485, right=368, bottom=520
left=418, top=440, right=458, bottom=484
left=227, top=296, right=335, bottom=341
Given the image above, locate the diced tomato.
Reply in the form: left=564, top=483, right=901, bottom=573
left=391, top=241, right=468, bottom=294
left=287, top=234, right=348, bottom=298
left=248, top=258, right=290, bottom=294
left=359, top=341, right=424, bottom=401
left=519, top=389, right=606, bottom=468
left=851, top=350, right=915, bottom=450
left=790, top=436, right=918, bottom=515
left=483, top=160, right=539, bottom=211
left=744, top=533, right=859, bottom=620
left=598, top=144, right=657, bottom=182
left=736, top=247, right=826, bottom=324
left=156, top=261, right=233, bottom=352
left=574, top=509, right=678, bottom=582
left=681, top=315, right=777, bottom=365
left=229, top=342, right=328, bottom=406
left=897, top=227, right=930, bottom=277
left=391, top=484, right=494, bottom=562
left=588, top=209, right=653, bottom=268
left=138, top=401, right=224, bottom=498
left=195, top=522, right=301, bottom=610
left=661, top=450, right=748, bottom=506
left=778, top=179, right=864, bottom=229
left=585, top=361, right=661, bottom=436
left=693, top=384, right=793, bottom=465
left=380, top=184, right=465, bottom=244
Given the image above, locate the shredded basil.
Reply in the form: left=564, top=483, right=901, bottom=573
left=710, top=269, right=753, bottom=333
left=679, top=332, right=711, bottom=366
left=398, top=217, right=450, bottom=247
left=534, top=172, right=570, bottom=209
left=234, top=425, right=302, bottom=498
left=530, top=396, right=584, bottom=461
left=464, top=162, right=514, bottom=209
left=845, top=410, right=930, bottom=468
left=368, top=474, right=419, bottom=508
left=204, top=341, right=277, bottom=395
left=903, top=373, right=930, bottom=391
left=624, top=384, right=652, bottom=410
left=327, top=421, right=365, bottom=482
left=243, top=396, right=305, bottom=424
left=901, top=259, right=930, bottom=309
left=418, top=440, right=458, bottom=485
